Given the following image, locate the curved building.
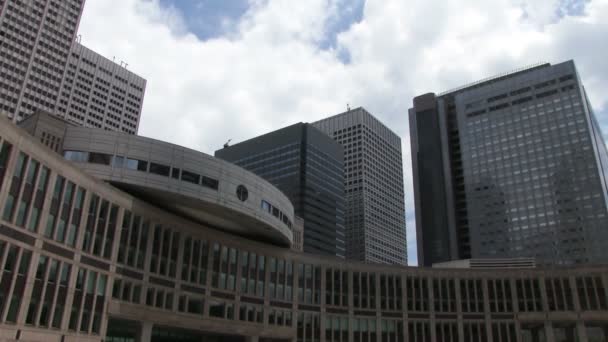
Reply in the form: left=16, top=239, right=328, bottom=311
left=0, top=116, right=607, bottom=342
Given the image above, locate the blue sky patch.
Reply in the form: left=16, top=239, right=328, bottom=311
left=159, top=0, right=250, bottom=40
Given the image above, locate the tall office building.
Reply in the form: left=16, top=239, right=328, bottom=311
left=313, top=107, right=408, bottom=265
left=0, top=0, right=85, bottom=121
left=56, top=42, right=146, bottom=134
left=215, top=123, right=346, bottom=258
left=0, top=0, right=146, bottom=133
left=410, top=60, right=608, bottom=266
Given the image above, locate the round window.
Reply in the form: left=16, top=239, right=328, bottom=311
left=236, top=185, right=248, bottom=202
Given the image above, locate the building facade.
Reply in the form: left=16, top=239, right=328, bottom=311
left=0, top=0, right=146, bottom=133
left=313, top=108, right=407, bottom=266
left=55, top=43, right=146, bottom=134
left=215, top=123, right=346, bottom=258
left=410, top=61, right=608, bottom=267
left=0, top=116, right=606, bottom=342
left=0, top=0, right=85, bottom=122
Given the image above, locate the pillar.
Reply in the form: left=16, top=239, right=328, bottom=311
left=136, top=321, right=153, bottom=342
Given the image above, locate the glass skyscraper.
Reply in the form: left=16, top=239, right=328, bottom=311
left=410, top=60, right=608, bottom=266
left=215, top=123, right=346, bottom=258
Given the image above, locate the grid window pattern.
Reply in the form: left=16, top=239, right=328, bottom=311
left=313, top=108, right=407, bottom=265
left=117, top=212, right=149, bottom=270
left=0, top=120, right=607, bottom=341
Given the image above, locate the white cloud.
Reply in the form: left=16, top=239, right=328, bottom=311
left=79, top=0, right=608, bottom=266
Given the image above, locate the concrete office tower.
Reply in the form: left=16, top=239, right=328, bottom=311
left=410, top=60, right=608, bottom=267
left=215, top=123, right=346, bottom=258
left=0, top=0, right=85, bottom=122
left=0, top=1, right=147, bottom=133
left=55, top=43, right=146, bottom=134
left=313, top=107, right=408, bottom=265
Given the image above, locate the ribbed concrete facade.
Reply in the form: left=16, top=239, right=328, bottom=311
left=56, top=43, right=146, bottom=134
left=313, top=108, right=407, bottom=266
left=0, top=117, right=606, bottom=342
left=0, top=0, right=146, bottom=133
left=0, top=0, right=84, bottom=122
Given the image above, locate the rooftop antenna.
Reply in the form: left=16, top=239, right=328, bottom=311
left=347, top=103, right=351, bottom=111
left=223, top=139, right=232, bottom=148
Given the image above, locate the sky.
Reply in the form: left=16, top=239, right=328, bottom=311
left=77, top=0, right=608, bottom=266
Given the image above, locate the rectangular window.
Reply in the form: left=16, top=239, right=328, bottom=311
left=88, top=152, right=112, bottom=165
left=149, top=162, right=170, bottom=177
left=171, top=168, right=180, bottom=179
left=126, top=158, right=148, bottom=171
left=0, top=141, right=12, bottom=192
left=261, top=200, right=271, bottom=213
left=112, top=156, right=125, bottom=168
left=64, top=151, right=89, bottom=162
left=181, top=170, right=200, bottom=184
left=201, top=176, right=219, bottom=190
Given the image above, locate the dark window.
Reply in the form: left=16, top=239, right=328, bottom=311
left=510, top=86, right=531, bottom=96
left=88, top=152, right=112, bottom=165
left=171, top=168, right=180, bottom=179
left=181, top=170, right=200, bottom=184
left=149, top=162, right=170, bottom=177
left=512, top=96, right=534, bottom=105
left=202, top=176, right=219, bottom=190
left=272, top=206, right=280, bottom=218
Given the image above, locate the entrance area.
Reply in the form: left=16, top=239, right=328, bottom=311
left=106, top=318, right=248, bottom=342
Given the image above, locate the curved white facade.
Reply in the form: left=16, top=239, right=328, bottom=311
left=61, top=126, right=294, bottom=247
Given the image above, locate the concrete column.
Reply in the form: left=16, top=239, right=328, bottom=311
left=576, top=321, right=589, bottom=342
left=544, top=321, right=555, bottom=342
left=136, top=321, right=153, bottom=342
left=482, top=277, right=493, bottom=342
left=455, top=278, right=464, bottom=342
left=428, top=277, right=436, bottom=342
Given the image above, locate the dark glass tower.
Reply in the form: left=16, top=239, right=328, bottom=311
left=215, top=123, right=345, bottom=257
left=410, top=60, right=608, bottom=266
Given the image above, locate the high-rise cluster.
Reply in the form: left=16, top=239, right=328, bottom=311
left=216, top=111, right=409, bottom=266
left=0, top=0, right=607, bottom=341
left=0, top=0, right=146, bottom=133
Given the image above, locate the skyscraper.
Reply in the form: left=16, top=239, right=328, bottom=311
left=0, top=0, right=85, bottom=122
left=313, top=107, right=407, bottom=265
left=57, top=42, right=146, bottom=134
left=215, top=123, right=346, bottom=258
left=0, top=0, right=146, bottom=133
left=410, top=60, right=608, bottom=266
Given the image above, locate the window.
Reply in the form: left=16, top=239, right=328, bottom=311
left=112, top=156, right=124, bottom=168
left=88, top=152, right=112, bottom=165
left=272, top=206, right=280, bottom=218
left=64, top=150, right=88, bottom=162
left=149, top=162, right=170, bottom=177
left=126, top=158, right=148, bottom=171
left=181, top=170, right=200, bottom=184
left=171, top=168, right=180, bottom=179
left=261, top=200, right=271, bottom=213
left=202, top=176, right=219, bottom=190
